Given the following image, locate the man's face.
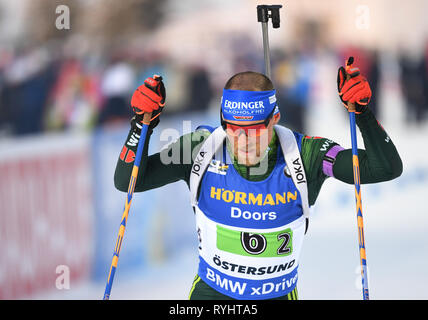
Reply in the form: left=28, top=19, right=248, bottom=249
left=224, top=114, right=280, bottom=166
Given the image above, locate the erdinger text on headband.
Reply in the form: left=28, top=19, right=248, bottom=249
left=221, top=89, right=278, bottom=122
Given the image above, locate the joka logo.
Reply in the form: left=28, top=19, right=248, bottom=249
left=292, top=158, right=306, bottom=184
left=191, top=151, right=207, bottom=177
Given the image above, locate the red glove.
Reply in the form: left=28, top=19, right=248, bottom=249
left=131, top=75, right=165, bottom=115
left=337, top=57, right=372, bottom=114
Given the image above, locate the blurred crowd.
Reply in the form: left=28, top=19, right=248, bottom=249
left=0, top=23, right=428, bottom=137
left=0, top=40, right=217, bottom=136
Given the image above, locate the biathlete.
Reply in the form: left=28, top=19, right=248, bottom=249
left=113, top=61, right=402, bottom=300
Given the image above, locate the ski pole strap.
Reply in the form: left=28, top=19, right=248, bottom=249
left=322, top=145, right=345, bottom=178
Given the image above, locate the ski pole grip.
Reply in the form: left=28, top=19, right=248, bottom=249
left=257, top=4, right=282, bottom=28
left=257, top=5, right=269, bottom=23
left=346, top=56, right=356, bottom=112
left=348, top=102, right=356, bottom=112
left=142, top=112, right=153, bottom=126
left=345, top=74, right=356, bottom=112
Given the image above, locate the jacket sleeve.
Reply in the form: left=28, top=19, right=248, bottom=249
left=332, top=108, right=403, bottom=184
left=114, top=127, right=209, bottom=192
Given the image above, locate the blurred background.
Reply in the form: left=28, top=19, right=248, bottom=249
left=0, top=0, right=427, bottom=300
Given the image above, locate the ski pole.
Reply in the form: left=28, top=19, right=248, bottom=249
left=103, top=112, right=152, bottom=300
left=257, top=4, right=282, bottom=79
left=345, top=57, right=370, bottom=300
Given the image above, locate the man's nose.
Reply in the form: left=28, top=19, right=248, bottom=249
left=237, top=132, right=248, bottom=144
left=237, top=133, right=257, bottom=147
left=234, top=128, right=247, bottom=137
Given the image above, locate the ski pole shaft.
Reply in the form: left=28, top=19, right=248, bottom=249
left=261, top=21, right=272, bottom=79
left=257, top=5, right=282, bottom=79
left=346, top=59, right=369, bottom=299
left=103, top=112, right=152, bottom=300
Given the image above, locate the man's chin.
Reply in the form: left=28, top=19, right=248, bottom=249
left=236, top=151, right=260, bottom=166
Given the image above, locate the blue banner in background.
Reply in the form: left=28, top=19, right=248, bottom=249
left=91, top=111, right=218, bottom=283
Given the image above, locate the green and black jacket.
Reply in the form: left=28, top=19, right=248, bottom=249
left=113, top=108, right=402, bottom=300
left=115, top=108, right=402, bottom=206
